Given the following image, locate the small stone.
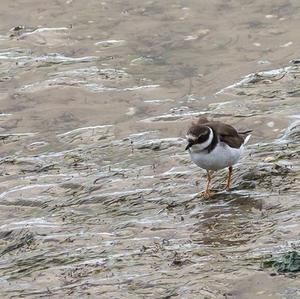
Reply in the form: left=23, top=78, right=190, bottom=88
left=265, top=14, right=277, bottom=19
left=264, top=156, right=276, bottom=162
left=280, top=41, right=293, bottom=48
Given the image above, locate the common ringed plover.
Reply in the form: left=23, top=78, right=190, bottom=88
left=185, top=117, right=251, bottom=198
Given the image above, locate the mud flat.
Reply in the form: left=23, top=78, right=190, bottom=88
left=0, top=1, right=300, bottom=298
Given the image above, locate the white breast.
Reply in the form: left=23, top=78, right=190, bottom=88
left=189, top=142, right=244, bottom=171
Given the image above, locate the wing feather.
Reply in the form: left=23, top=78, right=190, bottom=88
left=206, top=121, right=244, bottom=148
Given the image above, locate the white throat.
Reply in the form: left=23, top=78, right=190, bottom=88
left=190, top=127, right=213, bottom=152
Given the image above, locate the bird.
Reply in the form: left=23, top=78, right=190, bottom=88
left=185, top=117, right=251, bottom=198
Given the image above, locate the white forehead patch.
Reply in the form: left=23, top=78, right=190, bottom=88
left=186, top=134, right=197, bottom=141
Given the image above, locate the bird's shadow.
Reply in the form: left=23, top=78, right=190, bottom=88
left=191, top=187, right=263, bottom=211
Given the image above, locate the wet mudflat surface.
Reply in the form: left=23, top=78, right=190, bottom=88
left=0, top=1, right=300, bottom=298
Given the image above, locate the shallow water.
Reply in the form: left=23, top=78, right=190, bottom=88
left=0, top=0, right=300, bottom=298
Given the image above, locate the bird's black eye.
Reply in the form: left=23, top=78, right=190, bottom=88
left=197, top=132, right=209, bottom=143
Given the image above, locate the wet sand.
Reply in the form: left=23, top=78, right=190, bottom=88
left=0, top=0, right=300, bottom=298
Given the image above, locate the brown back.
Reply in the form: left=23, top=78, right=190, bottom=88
left=192, top=118, right=244, bottom=149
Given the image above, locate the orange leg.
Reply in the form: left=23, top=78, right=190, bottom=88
left=224, top=166, right=233, bottom=190
left=203, top=170, right=214, bottom=198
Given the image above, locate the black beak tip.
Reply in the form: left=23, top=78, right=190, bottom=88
left=185, top=144, right=190, bottom=151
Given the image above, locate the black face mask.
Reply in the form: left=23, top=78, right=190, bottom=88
left=185, top=131, right=209, bottom=151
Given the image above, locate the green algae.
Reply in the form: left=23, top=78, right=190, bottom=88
left=262, top=251, right=300, bottom=273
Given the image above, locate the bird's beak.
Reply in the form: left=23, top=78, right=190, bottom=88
left=185, top=142, right=192, bottom=151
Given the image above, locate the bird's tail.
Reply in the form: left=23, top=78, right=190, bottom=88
left=238, top=130, right=252, bottom=134
left=243, top=134, right=251, bottom=145
left=238, top=130, right=252, bottom=145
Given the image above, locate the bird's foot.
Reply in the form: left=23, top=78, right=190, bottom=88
left=223, top=184, right=231, bottom=191
left=202, top=190, right=214, bottom=199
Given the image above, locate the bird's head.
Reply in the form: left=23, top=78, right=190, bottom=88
left=185, top=125, right=212, bottom=151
